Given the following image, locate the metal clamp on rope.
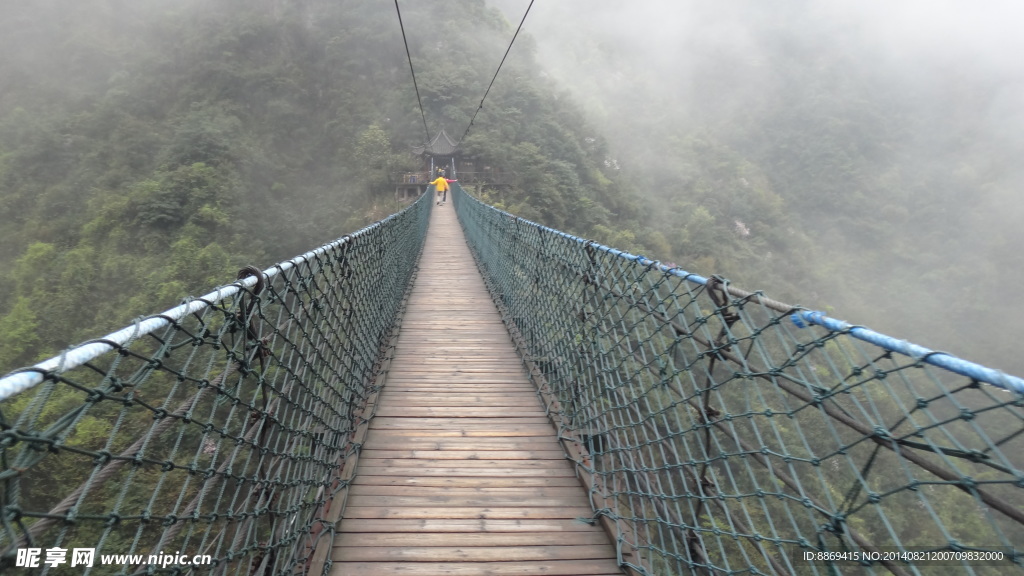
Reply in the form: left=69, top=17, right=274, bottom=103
left=791, top=310, right=826, bottom=329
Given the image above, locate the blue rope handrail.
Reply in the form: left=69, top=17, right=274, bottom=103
left=0, top=193, right=432, bottom=575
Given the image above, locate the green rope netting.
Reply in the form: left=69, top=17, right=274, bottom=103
left=0, top=193, right=430, bottom=574
left=453, top=184, right=1023, bottom=576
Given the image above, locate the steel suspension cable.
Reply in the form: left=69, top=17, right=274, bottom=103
left=394, top=0, right=431, bottom=145
left=458, top=0, right=535, bottom=144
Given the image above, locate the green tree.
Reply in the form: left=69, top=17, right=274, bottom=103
left=0, top=297, right=41, bottom=368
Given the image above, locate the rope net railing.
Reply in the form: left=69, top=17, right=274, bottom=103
left=0, top=193, right=431, bottom=574
left=452, top=184, right=1024, bottom=576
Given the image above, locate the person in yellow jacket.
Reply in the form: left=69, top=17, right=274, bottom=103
left=431, top=175, right=450, bottom=205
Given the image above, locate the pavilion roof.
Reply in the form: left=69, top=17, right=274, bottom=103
left=413, top=128, right=459, bottom=156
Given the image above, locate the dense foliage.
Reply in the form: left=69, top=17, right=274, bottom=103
left=1, top=2, right=1021, bottom=572
left=0, top=0, right=625, bottom=372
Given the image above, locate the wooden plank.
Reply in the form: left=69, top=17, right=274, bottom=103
left=381, top=377, right=533, bottom=382
left=379, top=384, right=537, bottom=390
left=360, top=427, right=555, bottom=437
left=384, top=377, right=529, bottom=382
left=380, top=383, right=532, bottom=389
left=351, top=476, right=583, bottom=488
left=387, top=361, right=525, bottom=367
left=388, top=368, right=526, bottom=373
left=354, top=467, right=576, bottom=478
left=378, top=393, right=537, bottom=398
left=389, top=340, right=513, bottom=344
left=375, top=399, right=542, bottom=406
left=392, top=334, right=516, bottom=339
left=369, top=416, right=552, bottom=425
left=385, top=372, right=529, bottom=378
left=375, top=398, right=543, bottom=407
left=361, top=444, right=564, bottom=454
left=357, top=449, right=566, bottom=461
left=328, top=560, right=623, bottom=576
left=355, top=458, right=572, bottom=469
left=378, top=387, right=537, bottom=393
left=372, top=407, right=545, bottom=418
left=386, top=365, right=521, bottom=368
left=332, top=544, right=617, bottom=562
left=335, top=518, right=603, bottom=533
left=394, top=336, right=509, bottom=340
left=368, top=420, right=554, bottom=431
left=400, top=317, right=504, bottom=320
left=376, top=404, right=542, bottom=410
left=392, top=340, right=514, bottom=345
left=380, top=380, right=535, bottom=386
left=392, top=345, right=512, bottom=349
left=361, top=438, right=562, bottom=451
left=344, top=494, right=590, bottom=508
left=333, top=531, right=610, bottom=547
left=387, top=361, right=521, bottom=365
left=391, top=361, right=518, bottom=365
left=348, top=486, right=590, bottom=499
left=379, top=389, right=537, bottom=395
left=379, top=389, right=535, bottom=394
left=341, top=506, right=595, bottom=520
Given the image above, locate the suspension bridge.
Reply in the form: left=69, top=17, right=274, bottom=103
left=0, top=185, right=1022, bottom=575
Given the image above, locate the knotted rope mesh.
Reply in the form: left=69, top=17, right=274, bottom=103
left=0, top=193, right=430, bottom=574
left=453, top=184, right=1023, bottom=576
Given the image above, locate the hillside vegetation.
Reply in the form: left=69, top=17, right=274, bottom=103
left=0, top=0, right=627, bottom=371
left=0, top=3, right=1020, bottom=571
left=2, top=0, right=1021, bottom=378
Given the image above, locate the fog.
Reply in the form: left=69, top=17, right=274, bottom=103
left=494, top=0, right=1024, bottom=146
left=1, top=0, right=1021, bottom=375
left=492, top=0, right=1024, bottom=374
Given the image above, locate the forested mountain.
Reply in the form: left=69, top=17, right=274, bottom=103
left=0, top=0, right=627, bottom=372
left=2, top=0, right=1021, bottom=378
left=493, top=0, right=1024, bottom=377
left=1, top=3, right=1021, bottom=571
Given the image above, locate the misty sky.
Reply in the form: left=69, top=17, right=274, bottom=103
left=494, top=0, right=1024, bottom=128
left=490, top=0, right=1024, bottom=372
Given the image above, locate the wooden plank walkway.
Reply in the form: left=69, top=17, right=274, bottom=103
left=329, top=200, right=622, bottom=576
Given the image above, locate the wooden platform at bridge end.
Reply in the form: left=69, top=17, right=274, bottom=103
left=327, top=202, right=623, bottom=575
